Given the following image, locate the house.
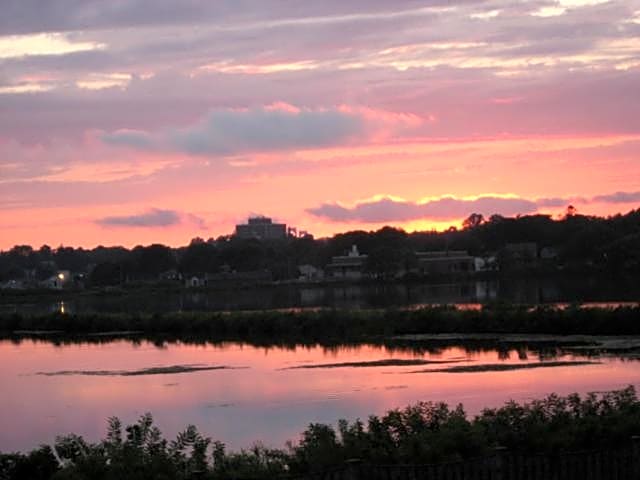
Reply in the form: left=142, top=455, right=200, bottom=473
left=186, top=275, right=207, bottom=288
left=41, top=270, right=71, bottom=290
left=298, top=264, right=324, bottom=282
left=474, top=256, right=498, bottom=272
left=326, top=245, right=368, bottom=280
left=0, top=279, right=26, bottom=290
left=159, top=269, right=182, bottom=282
left=540, top=246, right=559, bottom=260
left=415, top=251, right=476, bottom=276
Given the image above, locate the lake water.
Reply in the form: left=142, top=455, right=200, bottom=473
left=2, top=338, right=639, bottom=453
left=3, top=275, right=640, bottom=316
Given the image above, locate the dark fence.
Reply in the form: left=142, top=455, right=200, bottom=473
left=293, top=438, right=640, bottom=480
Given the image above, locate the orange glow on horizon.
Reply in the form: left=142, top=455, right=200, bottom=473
left=1, top=133, right=639, bottom=249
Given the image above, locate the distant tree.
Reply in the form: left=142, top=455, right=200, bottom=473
left=601, top=233, right=640, bottom=271
left=37, top=245, right=53, bottom=260
left=9, top=245, right=34, bottom=257
left=565, top=205, right=577, bottom=218
left=54, top=246, right=88, bottom=271
left=35, top=262, right=57, bottom=281
left=0, top=445, right=58, bottom=480
left=179, top=242, right=219, bottom=274
left=463, top=213, right=485, bottom=229
left=366, top=246, right=407, bottom=280
left=132, top=244, right=176, bottom=276
left=90, top=262, right=122, bottom=286
left=218, top=239, right=266, bottom=272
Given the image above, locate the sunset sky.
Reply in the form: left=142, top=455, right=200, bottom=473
left=1, top=0, right=639, bottom=249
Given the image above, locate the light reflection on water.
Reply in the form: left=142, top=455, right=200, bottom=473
left=1, top=339, right=639, bottom=453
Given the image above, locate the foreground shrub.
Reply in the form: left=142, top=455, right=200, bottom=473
left=2, top=387, right=640, bottom=479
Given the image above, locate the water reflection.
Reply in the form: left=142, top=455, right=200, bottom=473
left=1, top=339, right=639, bottom=453
left=2, top=275, right=640, bottom=316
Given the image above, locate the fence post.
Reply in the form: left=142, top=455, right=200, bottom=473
left=343, top=458, right=363, bottom=480
left=631, top=436, right=640, bottom=479
left=492, top=446, right=507, bottom=480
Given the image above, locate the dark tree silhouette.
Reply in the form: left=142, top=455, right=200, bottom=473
left=463, top=213, right=485, bottom=229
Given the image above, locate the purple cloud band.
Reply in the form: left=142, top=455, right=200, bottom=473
left=308, top=191, right=640, bottom=223
left=96, top=208, right=205, bottom=228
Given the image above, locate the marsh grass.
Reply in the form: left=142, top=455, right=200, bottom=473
left=2, top=304, right=640, bottom=343
left=283, top=358, right=469, bottom=369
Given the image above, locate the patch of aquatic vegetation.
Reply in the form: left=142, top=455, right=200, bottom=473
left=413, top=360, right=599, bottom=373
left=283, top=358, right=469, bottom=369
left=35, top=364, right=245, bottom=376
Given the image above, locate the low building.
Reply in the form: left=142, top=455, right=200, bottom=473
left=206, top=269, right=272, bottom=284
left=326, top=245, right=368, bottom=280
left=298, top=264, right=324, bottom=282
left=186, top=275, right=207, bottom=288
left=415, top=251, right=476, bottom=276
left=540, top=246, right=559, bottom=260
left=235, top=216, right=287, bottom=240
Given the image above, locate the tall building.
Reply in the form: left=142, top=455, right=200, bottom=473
left=235, top=216, right=287, bottom=240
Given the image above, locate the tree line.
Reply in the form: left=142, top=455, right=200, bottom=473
left=1, top=209, right=639, bottom=286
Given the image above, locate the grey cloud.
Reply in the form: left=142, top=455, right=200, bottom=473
left=592, top=191, right=640, bottom=204
left=103, top=106, right=367, bottom=155
left=96, top=208, right=181, bottom=227
left=536, top=191, right=640, bottom=207
left=535, top=197, right=572, bottom=208
left=1, top=0, right=639, bottom=146
left=103, top=130, right=154, bottom=149
left=0, top=1, right=459, bottom=35
left=308, top=196, right=539, bottom=223
left=1, top=50, right=118, bottom=74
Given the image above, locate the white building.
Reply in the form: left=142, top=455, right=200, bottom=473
left=326, top=245, right=368, bottom=280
